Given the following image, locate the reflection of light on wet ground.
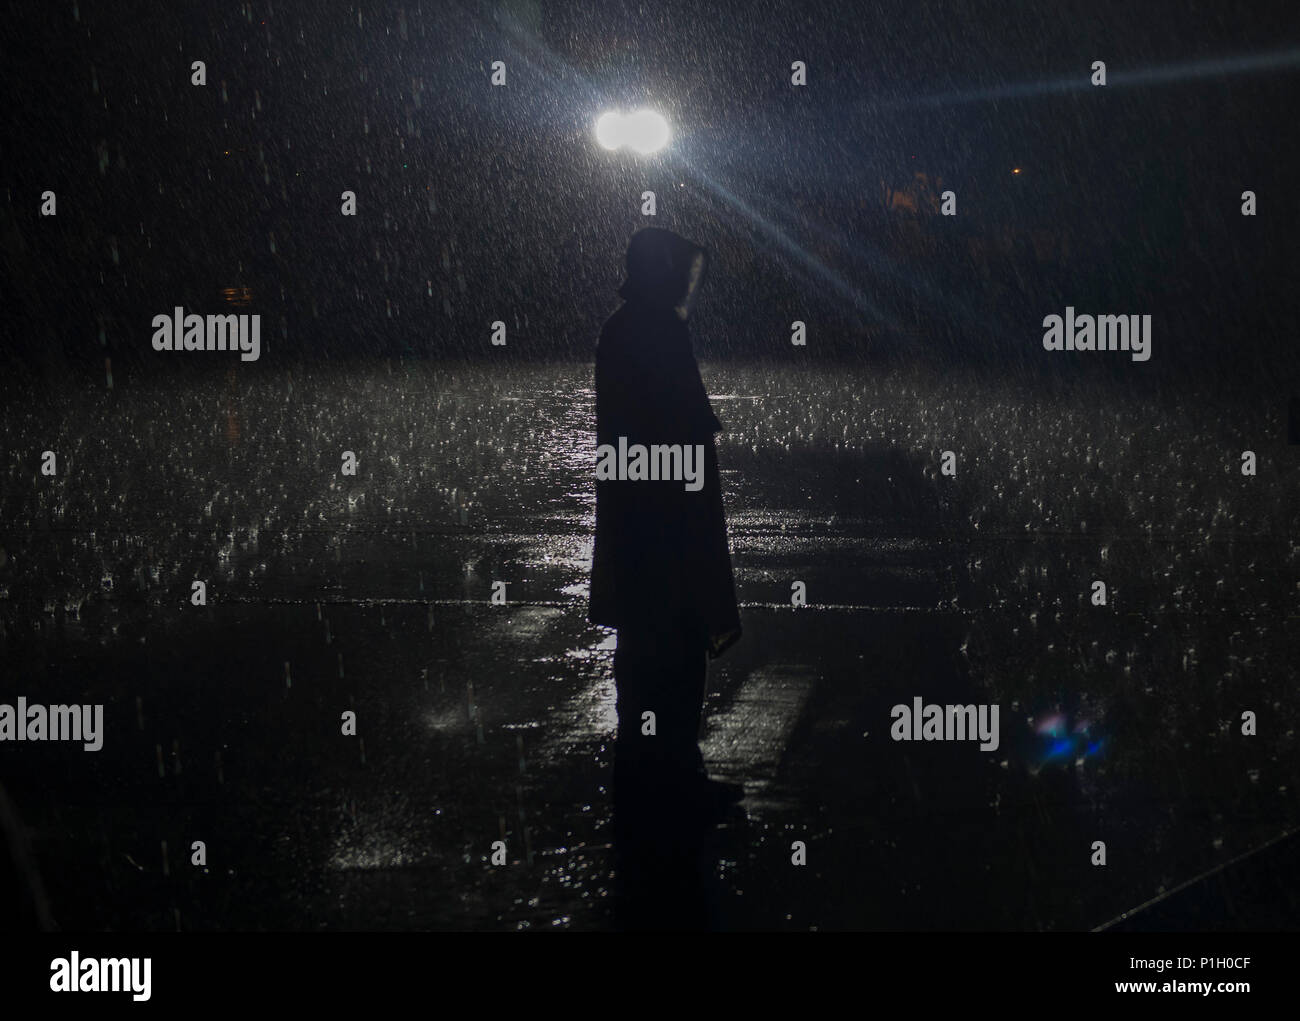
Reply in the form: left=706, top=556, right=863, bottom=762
left=533, top=636, right=619, bottom=754
left=422, top=705, right=470, bottom=734
left=567, top=632, right=616, bottom=658
left=1028, top=711, right=1104, bottom=774
left=701, top=664, right=817, bottom=806
left=489, top=606, right=563, bottom=644
left=330, top=842, right=417, bottom=871
left=518, top=532, right=592, bottom=577
left=329, top=793, right=434, bottom=871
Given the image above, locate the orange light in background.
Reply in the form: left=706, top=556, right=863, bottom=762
left=1013, top=167, right=1022, bottom=175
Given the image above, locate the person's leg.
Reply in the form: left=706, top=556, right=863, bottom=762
left=612, top=627, right=642, bottom=766
left=664, top=624, right=708, bottom=777
left=663, top=620, right=746, bottom=813
left=613, top=616, right=706, bottom=792
left=613, top=623, right=665, bottom=796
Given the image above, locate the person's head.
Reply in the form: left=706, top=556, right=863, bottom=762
left=618, top=227, right=708, bottom=320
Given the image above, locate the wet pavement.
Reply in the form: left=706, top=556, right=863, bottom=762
left=1, top=361, right=1296, bottom=930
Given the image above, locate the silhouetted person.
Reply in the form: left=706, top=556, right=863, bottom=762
left=590, top=227, right=743, bottom=822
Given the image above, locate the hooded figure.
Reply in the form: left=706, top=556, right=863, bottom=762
left=590, top=227, right=741, bottom=654
left=590, top=227, right=743, bottom=808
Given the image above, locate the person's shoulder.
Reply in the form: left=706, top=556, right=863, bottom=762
left=599, top=303, right=630, bottom=331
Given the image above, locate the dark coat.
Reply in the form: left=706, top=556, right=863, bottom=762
left=589, top=228, right=742, bottom=657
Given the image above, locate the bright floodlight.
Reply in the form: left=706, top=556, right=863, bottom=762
left=595, top=111, right=623, bottom=150
left=594, top=109, right=670, bottom=154
left=625, top=109, right=669, bottom=153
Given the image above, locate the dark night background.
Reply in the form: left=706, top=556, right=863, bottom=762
left=0, top=1, right=1298, bottom=936
left=4, top=0, right=1297, bottom=381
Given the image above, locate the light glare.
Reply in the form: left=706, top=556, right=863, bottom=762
left=594, top=109, right=670, bottom=154
left=595, top=111, right=623, bottom=150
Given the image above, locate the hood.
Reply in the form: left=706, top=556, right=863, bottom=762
left=617, top=227, right=708, bottom=319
